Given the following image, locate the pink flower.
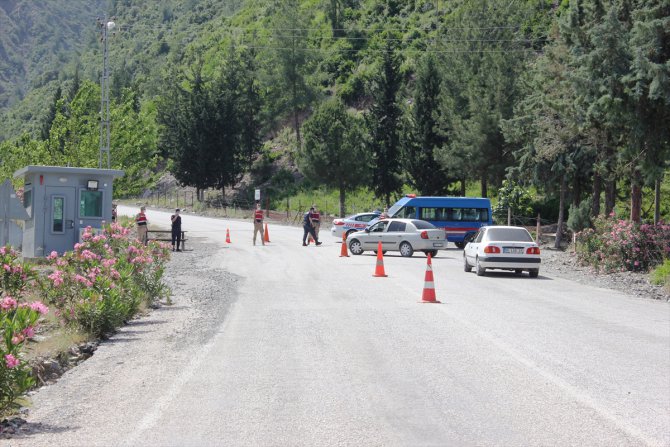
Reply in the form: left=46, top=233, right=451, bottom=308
left=47, top=251, right=59, bottom=260
left=29, top=301, right=49, bottom=315
left=3, top=264, right=10, bottom=272
left=22, top=326, right=35, bottom=338
left=1, top=296, right=17, bottom=310
left=48, top=270, right=64, bottom=287
left=4, top=354, right=19, bottom=369
left=11, top=334, right=24, bottom=345
left=74, top=275, right=93, bottom=287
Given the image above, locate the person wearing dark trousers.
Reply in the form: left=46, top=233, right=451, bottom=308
left=171, top=208, right=182, bottom=251
left=302, top=207, right=322, bottom=246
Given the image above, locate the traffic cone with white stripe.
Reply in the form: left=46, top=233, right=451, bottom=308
left=339, top=232, right=349, bottom=257
left=420, top=253, right=440, bottom=303
left=373, top=241, right=387, bottom=277
left=226, top=228, right=231, bottom=244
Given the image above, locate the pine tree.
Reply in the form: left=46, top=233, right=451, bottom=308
left=299, top=99, right=369, bottom=216
left=403, top=53, right=454, bottom=195
left=366, top=41, right=403, bottom=207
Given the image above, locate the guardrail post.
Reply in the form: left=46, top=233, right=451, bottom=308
left=536, top=213, right=541, bottom=244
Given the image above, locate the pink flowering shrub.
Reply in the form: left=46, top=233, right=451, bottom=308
left=41, top=224, right=170, bottom=337
left=0, top=246, right=48, bottom=414
left=576, top=216, right=670, bottom=272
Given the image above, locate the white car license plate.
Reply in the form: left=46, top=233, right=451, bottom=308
left=433, top=242, right=444, bottom=248
left=504, top=247, right=523, bottom=254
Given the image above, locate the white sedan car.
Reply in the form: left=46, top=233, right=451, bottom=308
left=463, top=226, right=541, bottom=277
left=347, top=218, right=447, bottom=257
left=330, top=212, right=381, bottom=239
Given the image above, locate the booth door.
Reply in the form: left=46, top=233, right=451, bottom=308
left=45, top=186, right=76, bottom=255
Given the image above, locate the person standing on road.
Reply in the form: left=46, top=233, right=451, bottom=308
left=171, top=208, right=182, bottom=251
left=135, top=206, right=148, bottom=245
left=253, top=203, right=265, bottom=246
left=311, top=204, right=321, bottom=242
left=302, top=207, right=321, bottom=246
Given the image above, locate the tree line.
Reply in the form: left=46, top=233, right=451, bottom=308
left=1, top=0, right=667, bottom=228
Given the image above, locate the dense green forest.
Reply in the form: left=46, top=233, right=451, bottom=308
left=0, top=0, right=668, bottom=227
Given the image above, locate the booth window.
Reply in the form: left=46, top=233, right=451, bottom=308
left=80, top=190, right=103, bottom=218
left=52, top=197, right=64, bottom=233
left=23, top=189, right=32, bottom=218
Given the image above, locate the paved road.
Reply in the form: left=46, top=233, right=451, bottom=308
left=8, top=206, right=669, bottom=446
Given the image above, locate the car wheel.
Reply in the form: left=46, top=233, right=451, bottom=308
left=348, top=239, right=363, bottom=255
left=475, top=257, right=486, bottom=276
left=424, top=250, right=438, bottom=258
left=514, top=269, right=523, bottom=276
left=455, top=242, right=464, bottom=249
left=464, top=255, right=472, bottom=272
left=399, top=241, right=414, bottom=257
left=529, top=268, right=539, bottom=278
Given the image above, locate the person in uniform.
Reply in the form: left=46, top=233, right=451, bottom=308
left=311, top=204, right=321, bottom=242
left=302, top=207, right=321, bottom=246
left=253, top=203, right=265, bottom=246
left=171, top=208, right=182, bottom=251
left=111, top=203, right=118, bottom=222
left=135, top=206, right=148, bottom=245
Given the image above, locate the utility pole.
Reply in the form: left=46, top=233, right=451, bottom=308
left=98, top=17, right=115, bottom=169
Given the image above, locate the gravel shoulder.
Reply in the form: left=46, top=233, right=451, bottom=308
left=538, top=245, right=669, bottom=301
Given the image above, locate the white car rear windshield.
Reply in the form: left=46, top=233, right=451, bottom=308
left=411, top=220, right=436, bottom=230
left=486, top=228, right=533, bottom=242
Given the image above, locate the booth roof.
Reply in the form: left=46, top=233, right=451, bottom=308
left=13, top=165, right=125, bottom=178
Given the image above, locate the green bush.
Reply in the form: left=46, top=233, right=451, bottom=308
left=1, top=246, right=49, bottom=414
left=576, top=217, right=670, bottom=272
left=41, top=223, right=171, bottom=338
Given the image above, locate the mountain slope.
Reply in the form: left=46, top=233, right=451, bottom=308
left=0, top=0, right=105, bottom=108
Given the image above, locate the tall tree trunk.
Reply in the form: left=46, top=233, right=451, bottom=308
left=555, top=175, right=566, bottom=249
left=654, top=178, right=661, bottom=224
left=630, top=169, right=642, bottom=223
left=592, top=173, right=601, bottom=218
left=460, top=178, right=466, bottom=196
left=196, top=187, right=202, bottom=202
left=339, top=183, right=346, bottom=218
left=573, top=175, right=581, bottom=206
left=480, top=176, right=488, bottom=198
left=605, top=179, right=616, bottom=217
left=604, top=145, right=616, bottom=216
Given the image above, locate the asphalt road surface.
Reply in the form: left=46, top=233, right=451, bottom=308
left=7, top=206, right=669, bottom=446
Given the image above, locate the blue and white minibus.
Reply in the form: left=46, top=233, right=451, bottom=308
left=387, top=195, right=492, bottom=248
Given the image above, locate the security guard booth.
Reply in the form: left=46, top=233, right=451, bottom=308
left=13, top=166, right=124, bottom=257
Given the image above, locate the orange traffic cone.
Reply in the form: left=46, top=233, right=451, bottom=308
left=373, top=241, right=387, bottom=277
left=420, top=253, right=440, bottom=303
left=308, top=235, right=314, bottom=245
left=264, top=223, right=270, bottom=243
left=339, top=232, right=349, bottom=257
left=226, top=228, right=231, bottom=244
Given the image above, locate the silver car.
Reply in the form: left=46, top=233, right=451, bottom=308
left=347, top=218, right=447, bottom=257
left=463, top=226, right=541, bottom=277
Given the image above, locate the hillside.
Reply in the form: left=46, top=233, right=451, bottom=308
left=0, top=0, right=104, bottom=109
left=0, top=0, right=667, bottom=223
left=0, top=0, right=243, bottom=140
